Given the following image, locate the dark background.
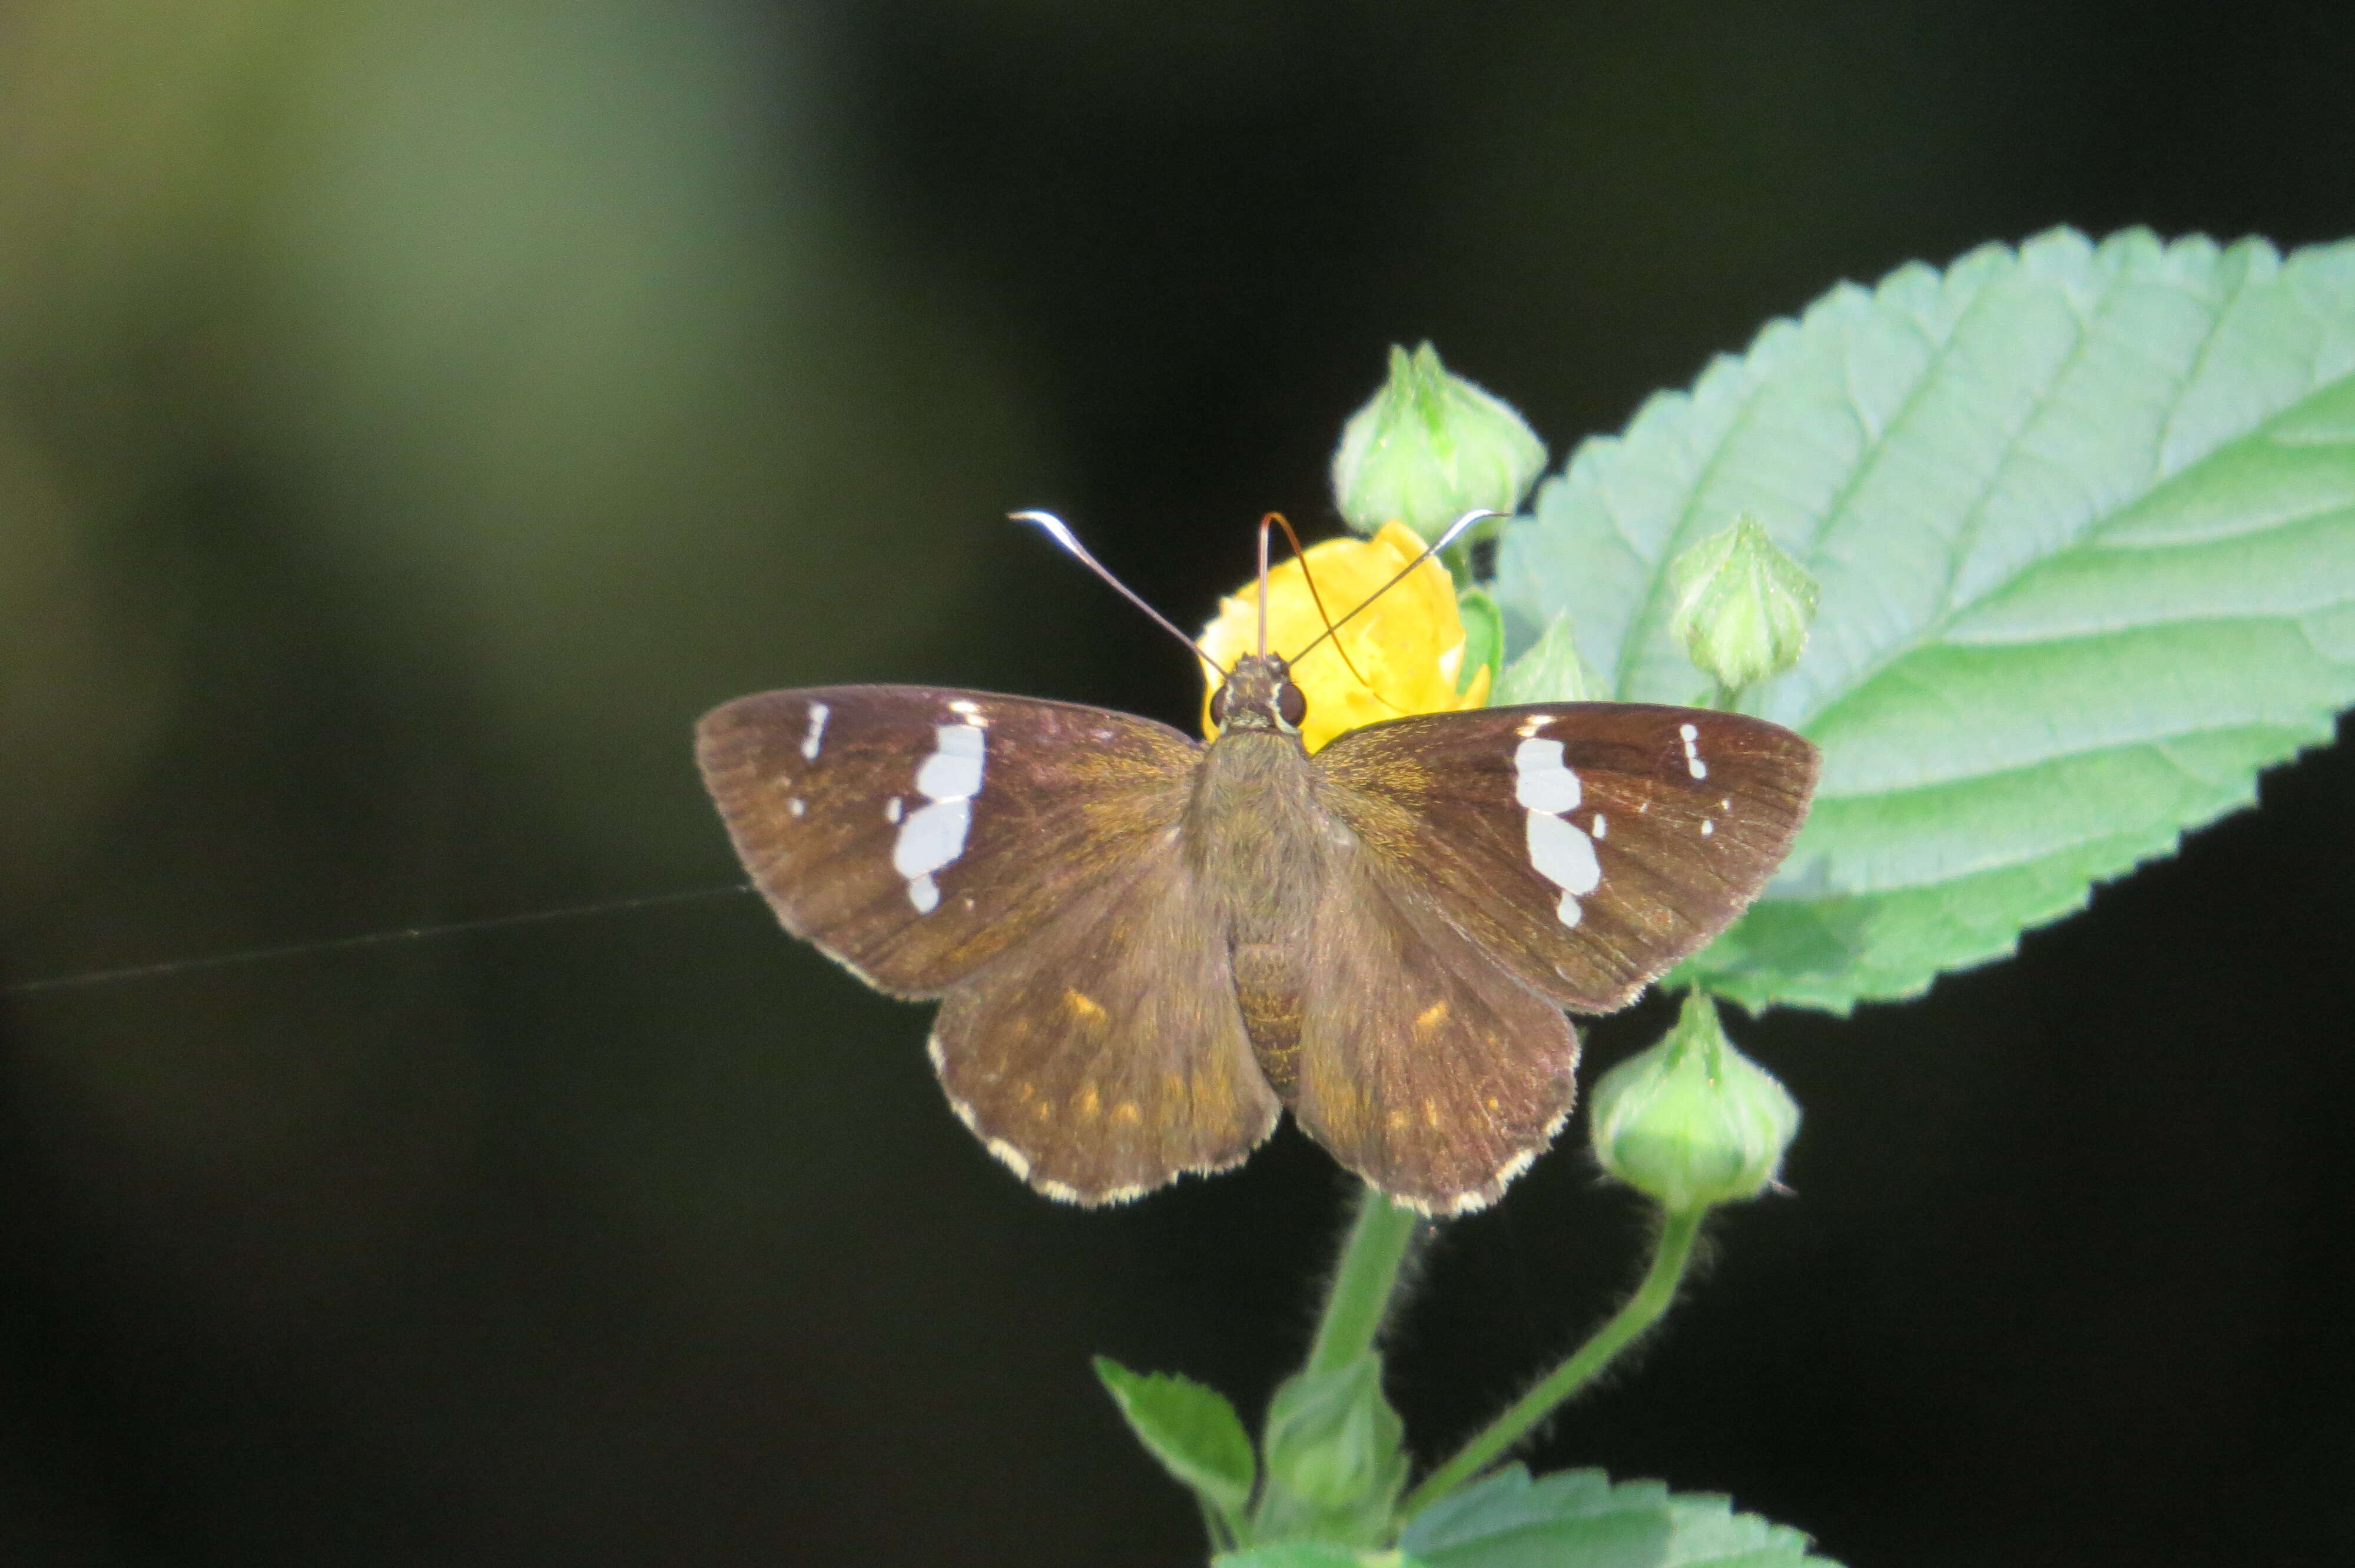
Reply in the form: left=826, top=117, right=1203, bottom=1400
left=2, top=3, right=2350, bottom=1564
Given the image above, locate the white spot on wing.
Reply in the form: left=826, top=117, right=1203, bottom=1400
left=788, top=798, right=805, bottom=817
left=1526, top=807, right=1601, bottom=931
left=983, top=1136, right=1032, bottom=1181
left=916, top=723, right=986, bottom=799
left=895, top=800, right=971, bottom=879
left=1528, top=810, right=1600, bottom=893
left=893, top=722, right=986, bottom=912
left=1513, top=738, right=1582, bottom=813
left=1679, top=721, right=1707, bottom=779
left=1591, top=813, right=1606, bottom=839
left=1515, top=713, right=1550, bottom=739
left=884, top=796, right=902, bottom=823
left=801, top=700, right=831, bottom=760
left=1701, top=819, right=1715, bottom=837
left=1517, top=737, right=1601, bottom=928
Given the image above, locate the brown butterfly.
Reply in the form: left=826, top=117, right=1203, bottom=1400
left=696, top=515, right=1818, bottom=1215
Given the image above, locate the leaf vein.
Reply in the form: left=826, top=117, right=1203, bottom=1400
left=1797, top=283, right=1975, bottom=566
left=2151, top=249, right=2256, bottom=479
left=1928, top=261, right=2130, bottom=626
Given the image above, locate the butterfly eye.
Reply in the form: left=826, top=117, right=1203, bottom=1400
left=1278, top=680, right=1306, bottom=728
left=1209, top=685, right=1230, bottom=725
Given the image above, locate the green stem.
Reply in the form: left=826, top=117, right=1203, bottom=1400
left=1196, top=1493, right=1236, bottom=1554
left=1305, top=1185, right=1420, bottom=1375
left=1399, top=1205, right=1707, bottom=1518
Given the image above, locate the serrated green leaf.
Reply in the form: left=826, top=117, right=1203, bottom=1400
left=1497, top=227, right=2355, bottom=1009
left=1092, top=1356, right=1256, bottom=1533
left=1399, top=1466, right=1836, bottom=1568
left=1253, top=1355, right=1410, bottom=1547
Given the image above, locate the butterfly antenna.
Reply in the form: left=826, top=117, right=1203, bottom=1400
left=1256, top=514, right=1271, bottom=657
left=1262, top=512, right=1402, bottom=714
left=1288, top=509, right=1504, bottom=663
left=1011, top=510, right=1227, bottom=677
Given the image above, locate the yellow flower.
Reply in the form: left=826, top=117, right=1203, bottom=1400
left=1196, top=520, right=1491, bottom=754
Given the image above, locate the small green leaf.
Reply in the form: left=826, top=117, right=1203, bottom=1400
left=1092, top=1356, right=1256, bottom=1533
left=1216, top=1547, right=1427, bottom=1568
left=1253, top=1355, right=1410, bottom=1547
left=1399, top=1466, right=1836, bottom=1568
left=1498, top=227, right=2355, bottom=1009
left=1455, top=587, right=1504, bottom=695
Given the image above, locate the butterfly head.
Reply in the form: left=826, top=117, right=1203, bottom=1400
left=1208, top=653, right=1306, bottom=735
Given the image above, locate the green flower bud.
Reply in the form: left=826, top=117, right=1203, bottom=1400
left=1492, top=610, right=1601, bottom=705
left=1331, top=343, right=1547, bottom=543
left=1590, top=991, right=1800, bottom=1214
left=1666, top=513, right=1820, bottom=694
left=1255, top=1356, right=1409, bottom=1546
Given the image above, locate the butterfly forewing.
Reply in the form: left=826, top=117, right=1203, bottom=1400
left=1312, top=703, right=1820, bottom=1013
left=695, top=686, right=1200, bottom=995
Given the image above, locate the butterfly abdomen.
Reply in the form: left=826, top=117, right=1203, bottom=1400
left=1230, top=946, right=1304, bottom=1098
left=1186, top=726, right=1342, bottom=1103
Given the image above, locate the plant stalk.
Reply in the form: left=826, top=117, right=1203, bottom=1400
left=1399, top=1204, right=1707, bottom=1517
left=1305, top=1185, right=1420, bottom=1376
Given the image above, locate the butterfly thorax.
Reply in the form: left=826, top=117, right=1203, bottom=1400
left=1188, top=655, right=1341, bottom=1101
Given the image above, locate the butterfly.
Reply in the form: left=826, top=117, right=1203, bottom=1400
left=696, top=518, right=1818, bottom=1216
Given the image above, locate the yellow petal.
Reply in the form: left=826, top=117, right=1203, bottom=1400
left=1197, top=521, right=1489, bottom=754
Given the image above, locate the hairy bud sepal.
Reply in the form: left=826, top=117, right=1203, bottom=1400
left=1494, top=610, right=1601, bottom=705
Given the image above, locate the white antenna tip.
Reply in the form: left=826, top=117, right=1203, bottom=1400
left=1009, top=509, right=1079, bottom=550
left=1431, top=507, right=1507, bottom=554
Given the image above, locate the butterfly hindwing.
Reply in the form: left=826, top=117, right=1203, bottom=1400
left=930, top=846, right=1282, bottom=1204
left=695, top=686, right=1202, bottom=995
left=1293, top=848, right=1578, bottom=1216
left=1312, top=703, right=1820, bottom=1013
